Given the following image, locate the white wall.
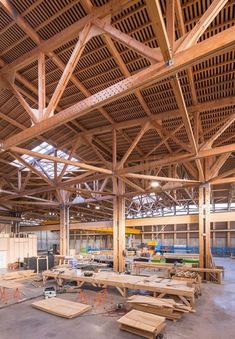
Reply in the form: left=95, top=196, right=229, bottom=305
left=0, top=234, right=37, bottom=268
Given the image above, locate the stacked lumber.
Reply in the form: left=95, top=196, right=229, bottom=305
left=118, top=309, right=165, bottom=339
left=32, top=297, right=92, bottom=318
left=128, top=295, right=194, bottom=321
left=0, top=270, right=35, bottom=281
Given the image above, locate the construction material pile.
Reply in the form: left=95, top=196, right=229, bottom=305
left=127, top=295, right=194, bottom=321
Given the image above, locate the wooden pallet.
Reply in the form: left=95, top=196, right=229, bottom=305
left=118, top=309, right=165, bottom=339
left=32, top=297, right=92, bottom=318
left=128, top=295, right=195, bottom=321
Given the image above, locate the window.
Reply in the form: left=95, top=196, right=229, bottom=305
left=11, top=142, right=80, bottom=177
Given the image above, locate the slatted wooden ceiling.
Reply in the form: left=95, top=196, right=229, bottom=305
left=0, top=0, right=235, bottom=219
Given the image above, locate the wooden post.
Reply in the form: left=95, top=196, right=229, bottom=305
left=186, top=223, right=190, bottom=247
left=58, top=190, right=71, bottom=256
left=60, top=204, right=65, bottom=256
left=59, top=204, right=70, bottom=256
left=113, top=177, right=125, bottom=272
left=141, top=226, right=144, bottom=244
left=227, top=221, right=231, bottom=247
left=173, top=224, right=176, bottom=245
left=199, top=184, right=211, bottom=269
left=212, top=222, right=216, bottom=247
left=205, top=184, right=211, bottom=269
left=199, top=186, right=204, bottom=268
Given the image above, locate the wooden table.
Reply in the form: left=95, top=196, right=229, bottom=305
left=133, top=262, right=174, bottom=276
left=43, top=270, right=195, bottom=306
left=132, top=262, right=224, bottom=284
left=176, top=267, right=224, bottom=284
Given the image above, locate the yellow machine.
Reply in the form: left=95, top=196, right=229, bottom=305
left=147, top=240, right=158, bottom=255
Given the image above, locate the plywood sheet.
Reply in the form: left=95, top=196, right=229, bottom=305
left=32, top=297, right=92, bottom=318
left=118, top=309, right=165, bottom=336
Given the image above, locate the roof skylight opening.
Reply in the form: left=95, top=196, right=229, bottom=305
left=10, top=141, right=81, bottom=178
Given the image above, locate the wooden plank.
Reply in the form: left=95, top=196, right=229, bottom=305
left=32, top=298, right=92, bottom=318
left=118, top=309, right=165, bottom=338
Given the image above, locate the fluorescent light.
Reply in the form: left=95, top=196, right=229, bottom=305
left=151, top=181, right=159, bottom=187
left=95, top=205, right=100, bottom=210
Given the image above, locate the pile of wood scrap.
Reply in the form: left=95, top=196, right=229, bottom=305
left=127, top=295, right=194, bottom=321
left=32, top=297, right=92, bottom=318
left=118, top=309, right=165, bottom=339
left=173, top=271, right=199, bottom=280
left=0, top=270, right=35, bottom=281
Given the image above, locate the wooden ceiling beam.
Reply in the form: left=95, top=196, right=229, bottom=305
left=0, top=0, right=42, bottom=45
left=103, top=33, right=163, bottom=154
left=178, top=0, right=228, bottom=52
left=123, top=172, right=199, bottom=184
left=64, top=96, right=235, bottom=139
left=44, top=23, right=92, bottom=120
left=92, top=17, right=162, bottom=63
left=120, top=143, right=235, bottom=174
left=171, top=77, right=197, bottom=153
left=0, top=0, right=133, bottom=74
left=147, top=0, right=172, bottom=61
left=10, top=146, right=112, bottom=175
left=120, top=176, right=145, bottom=193
left=183, top=162, right=198, bottom=180
left=117, top=122, right=149, bottom=169
left=9, top=152, right=54, bottom=187
left=200, top=112, right=235, bottom=150
left=209, top=153, right=231, bottom=179
left=6, top=82, right=38, bottom=124
left=166, top=0, right=175, bottom=52
left=38, top=52, right=46, bottom=120
left=6, top=18, right=232, bottom=150
left=147, top=0, right=197, bottom=154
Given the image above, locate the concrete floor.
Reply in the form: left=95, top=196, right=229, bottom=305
left=0, top=258, right=235, bottom=339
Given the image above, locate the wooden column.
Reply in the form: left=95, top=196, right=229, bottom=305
left=113, top=177, right=125, bottom=272
left=186, top=223, right=190, bottom=247
left=173, top=224, right=176, bottom=245
left=58, top=190, right=71, bottom=256
left=199, top=184, right=211, bottom=268
left=141, top=226, right=144, bottom=244
left=59, top=204, right=70, bottom=256
left=199, top=186, right=204, bottom=267
left=227, top=221, right=231, bottom=247
left=212, top=222, right=216, bottom=247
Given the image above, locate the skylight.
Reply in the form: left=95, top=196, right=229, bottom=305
left=11, top=141, right=80, bottom=178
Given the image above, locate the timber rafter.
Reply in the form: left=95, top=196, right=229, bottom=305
left=0, top=0, right=235, bottom=221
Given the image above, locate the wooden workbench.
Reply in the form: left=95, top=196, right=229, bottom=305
left=132, top=262, right=224, bottom=284
left=133, top=262, right=174, bottom=276
left=42, top=270, right=195, bottom=306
